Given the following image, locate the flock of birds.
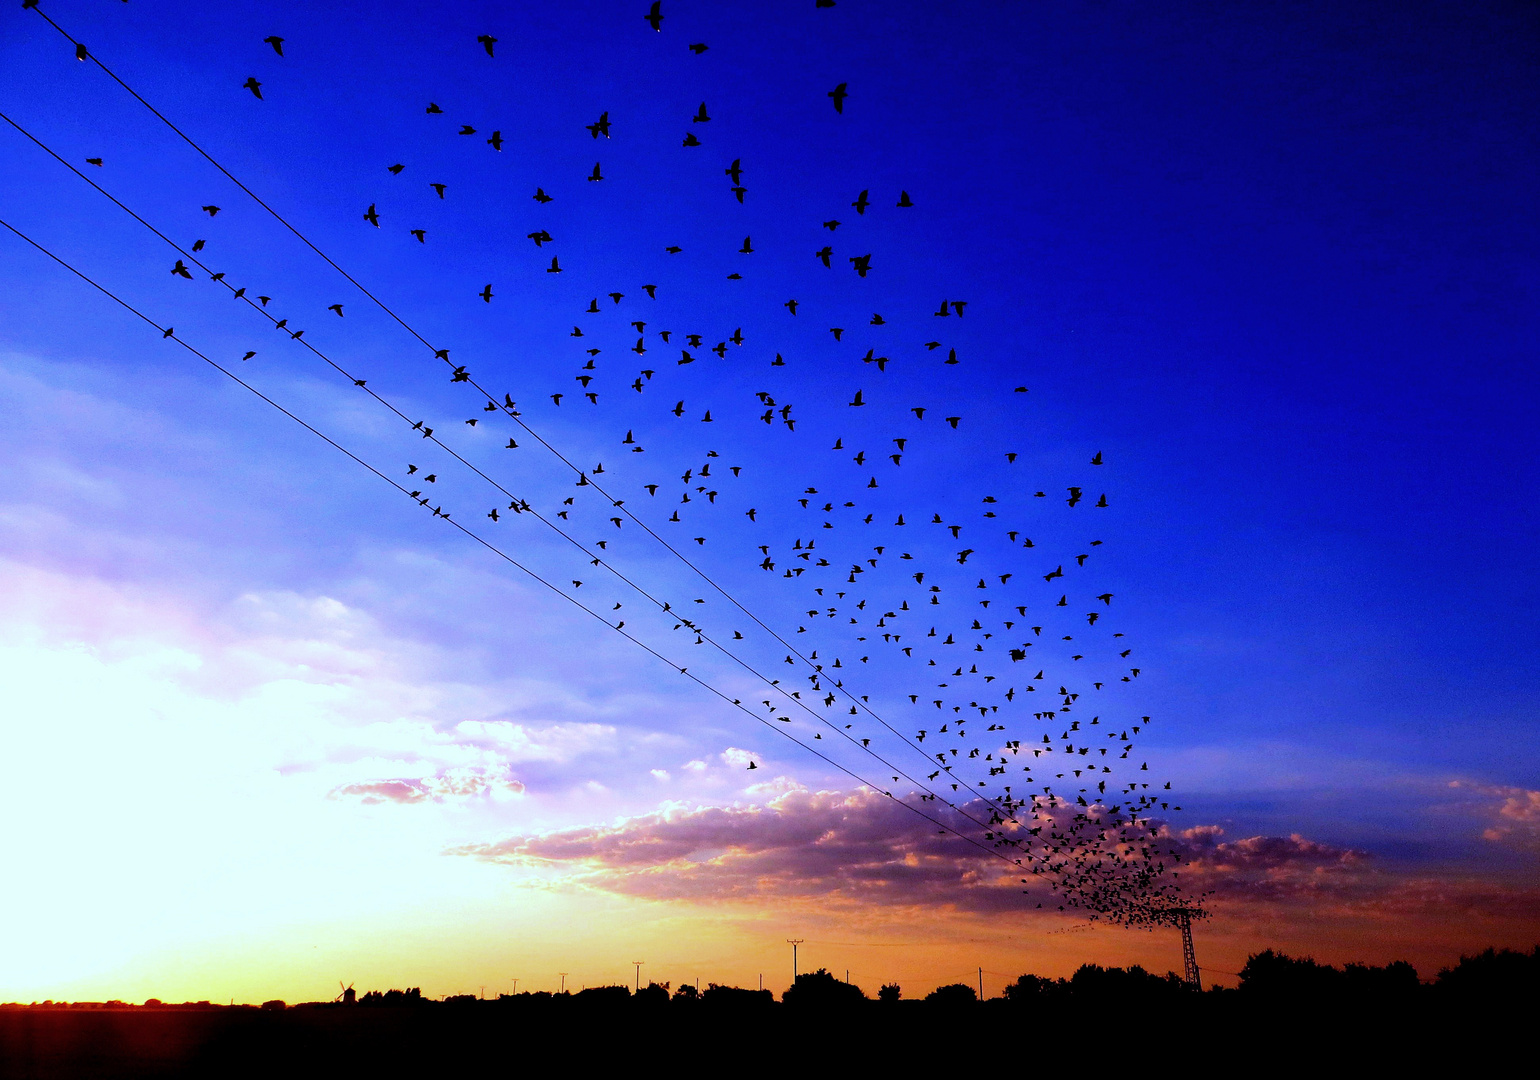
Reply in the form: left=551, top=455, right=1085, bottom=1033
left=14, top=0, right=1201, bottom=927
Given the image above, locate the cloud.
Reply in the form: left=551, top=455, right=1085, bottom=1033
left=455, top=788, right=1257, bottom=915
left=331, top=766, right=525, bottom=805
left=745, top=775, right=808, bottom=799
left=452, top=720, right=618, bottom=763
left=453, top=788, right=1032, bottom=913
left=721, top=747, right=760, bottom=770
left=453, top=788, right=1540, bottom=926
left=1448, top=781, right=1540, bottom=849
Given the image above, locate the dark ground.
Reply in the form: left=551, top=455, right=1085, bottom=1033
left=0, top=995, right=1503, bottom=1078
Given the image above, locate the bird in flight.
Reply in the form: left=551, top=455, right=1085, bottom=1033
left=388, top=163, right=405, bottom=174
left=898, top=190, right=914, bottom=207
left=725, top=159, right=743, bottom=184
left=533, top=187, right=553, bottom=203
left=363, top=204, right=379, bottom=226
left=815, top=246, right=833, bottom=267
left=587, top=111, right=611, bottom=138
left=263, top=36, right=284, bottom=56
left=487, top=131, right=503, bottom=150
left=477, top=34, right=497, bottom=57
left=547, top=257, right=562, bottom=273
left=426, top=103, right=443, bottom=113
left=689, top=42, right=708, bottom=54
left=644, top=2, right=663, bottom=31
left=588, top=162, right=604, bottom=181
left=202, top=205, right=221, bottom=216
left=851, top=189, right=870, bottom=214
left=682, top=133, right=701, bottom=147
left=430, top=183, right=446, bottom=199
left=828, top=82, right=848, bottom=113
left=328, top=304, right=344, bottom=316
left=849, top=253, right=871, bottom=277
left=242, top=77, right=263, bottom=99
left=693, top=102, right=711, bottom=123
left=85, top=157, right=102, bottom=166
left=410, top=229, right=426, bottom=243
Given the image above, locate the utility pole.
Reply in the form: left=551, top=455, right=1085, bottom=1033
left=758, top=973, right=763, bottom=992
left=977, top=968, right=984, bottom=1001
left=559, top=972, right=568, bottom=994
left=510, top=978, right=518, bottom=995
left=479, top=985, right=486, bottom=1000
left=632, top=960, right=644, bottom=992
left=787, top=939, right=804, bottom=981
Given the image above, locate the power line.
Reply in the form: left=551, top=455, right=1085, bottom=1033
left=0, top=211, right=1036, bottom=877
left=0, top=106, right=993, bottom=833
left=17, top=10, right=1197, bottom=921
left=22, top=4, right=1007, bottom=822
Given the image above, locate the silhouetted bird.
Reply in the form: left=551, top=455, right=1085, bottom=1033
left=263, top=36, right=284, bottom=56
left=828, top=82, right=848, bottom=113
left=243, top=77, right=263, bottom=99
left=477, top=34, right=497, bottom=57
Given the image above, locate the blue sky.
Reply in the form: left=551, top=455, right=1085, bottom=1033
left=0, top=0, right=1535, bottom=999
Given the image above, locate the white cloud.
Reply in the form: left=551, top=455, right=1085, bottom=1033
left=721, top=747, right=760, bottom=770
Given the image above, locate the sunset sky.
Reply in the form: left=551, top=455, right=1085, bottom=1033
left=0, top=0, right=1535, bottom=1003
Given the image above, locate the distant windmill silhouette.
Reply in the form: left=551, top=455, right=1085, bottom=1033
left=335, top=981, right=355, bottom=1004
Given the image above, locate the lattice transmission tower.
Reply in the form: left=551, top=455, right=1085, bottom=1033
left=1156, top=908, right=1203, bottom=989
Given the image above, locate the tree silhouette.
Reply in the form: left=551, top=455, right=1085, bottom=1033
left=782, top=968, right=867, bottom=1007
left=924, top=983, right=977, bottom=1005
